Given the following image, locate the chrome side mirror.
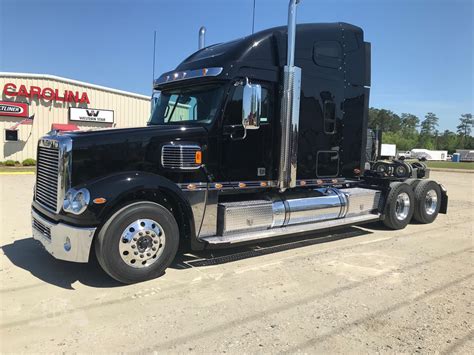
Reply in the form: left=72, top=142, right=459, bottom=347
left=242, top=79, right=262, bottom=131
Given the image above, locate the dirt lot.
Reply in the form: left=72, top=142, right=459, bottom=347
left=1, top=171, right=472, bottom=353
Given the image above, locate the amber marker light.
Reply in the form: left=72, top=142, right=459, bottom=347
left=238, top=182, right=246, bottom=188
left=260, top=181, right=268, bottom=187
left=215, top=183, right=223, bottom=189
left=195, top=151, right=202, bottom=164
left=187, top=184, right=197, bottom=190
left=93, top=197, right=107, bottom=204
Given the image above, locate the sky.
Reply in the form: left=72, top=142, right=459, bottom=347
left=0, top=0, right=472, bottom=131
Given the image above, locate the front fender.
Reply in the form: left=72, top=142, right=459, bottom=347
left=69, top=171, right=199, bottom=241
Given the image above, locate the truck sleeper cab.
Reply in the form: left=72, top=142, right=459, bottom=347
left=31, top=0, right=447, bottom=284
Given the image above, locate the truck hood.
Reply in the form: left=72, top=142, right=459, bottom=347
left=66, top=125, right=208, bottom=186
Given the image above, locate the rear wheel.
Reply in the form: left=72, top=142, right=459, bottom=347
left=393, top=162, right=412, bottom=178
left=404, top=178, right=420, bottom=189
left=382, top=182, right=415, bottom=230
left=412, top=180, right=441, bottom=224
left=95, top=201, right=179, bottom=284
left=373, top=162, right=390, bottom=175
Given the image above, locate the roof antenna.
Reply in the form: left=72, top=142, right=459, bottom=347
left=152, top=30, right=157, bottom=93
left=252, top=0, right=256, bottom=34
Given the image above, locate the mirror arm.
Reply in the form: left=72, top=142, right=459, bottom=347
left=230, top=127, right=247, bottom=140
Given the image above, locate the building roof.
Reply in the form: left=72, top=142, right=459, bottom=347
left=0, top=72, right=150, bottom=100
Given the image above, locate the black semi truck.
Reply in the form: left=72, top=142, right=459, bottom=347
left=32, top=0, right=447, bottom=283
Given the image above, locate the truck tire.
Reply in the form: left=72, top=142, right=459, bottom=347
left=404, top=178, right=420, bottom=189
left=412, top=180, right=441, bottom=224
left=373, top=161, right=390, bottom=175
left=393, top=162, right=411, bottom=178
left=95, top=201, right=179, bottom=284
left=382, top=182, right=415, bottom=230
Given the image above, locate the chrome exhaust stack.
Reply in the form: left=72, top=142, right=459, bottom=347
left=198, top=26, right=206, bottom=49
left=278, top=0, right=302, bottom=192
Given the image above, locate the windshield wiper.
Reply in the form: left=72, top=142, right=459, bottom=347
left=165, top=95, right=181, bottom=123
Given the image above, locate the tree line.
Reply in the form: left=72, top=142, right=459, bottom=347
left=368, top=108, right=473, bottom=153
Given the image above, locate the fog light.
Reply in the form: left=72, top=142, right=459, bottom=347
left=64, top=237, right=71, bottom=252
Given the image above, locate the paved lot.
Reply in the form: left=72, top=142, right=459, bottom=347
left=1, top=171, right=472, bottom=353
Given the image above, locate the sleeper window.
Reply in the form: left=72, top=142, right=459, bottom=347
left=313, top=41, right=343, bottom=69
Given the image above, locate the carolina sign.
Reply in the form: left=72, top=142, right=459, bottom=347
left=3, top=83, right=90, bottom=104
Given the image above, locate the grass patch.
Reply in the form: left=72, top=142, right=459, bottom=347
left=425, top=161, right=474, bottom=170
left=0, top=166, right=36, bottom=173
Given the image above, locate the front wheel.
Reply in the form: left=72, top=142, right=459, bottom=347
left=95, top=201, right=179, bottom=284
left=382, top=182, right=415, bottom=230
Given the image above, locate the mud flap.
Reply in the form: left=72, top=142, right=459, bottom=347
left=439, top=184, right=448, bottom=214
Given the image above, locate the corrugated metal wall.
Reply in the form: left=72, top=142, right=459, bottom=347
left=0, top=73, right=150, bottom=161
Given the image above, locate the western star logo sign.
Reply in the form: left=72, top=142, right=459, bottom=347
left=0, top=101, right=29, bottom=118
left=69, top=107, right=114, bottom=123
left=86, top=110, right=100, bottom=117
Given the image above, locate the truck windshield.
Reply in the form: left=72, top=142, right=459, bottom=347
left=148, top=84, right=225, bottom=125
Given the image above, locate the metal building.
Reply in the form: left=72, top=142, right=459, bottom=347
left=0, top=72, right=150, bottom=162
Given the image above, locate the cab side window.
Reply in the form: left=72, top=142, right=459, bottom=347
left=224, top=85, right=243, bottom=125
left=260, top=86, right=270, bottom=124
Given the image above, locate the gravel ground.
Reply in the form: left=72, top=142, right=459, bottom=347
left=0, top=171, right=472, bottom=353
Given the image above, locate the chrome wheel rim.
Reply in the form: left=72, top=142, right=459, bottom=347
left=395, top=192, right=410, bottom=221
left=425, top=189, right=438, bottom=215
left=119, top=219, right=165, bottom=268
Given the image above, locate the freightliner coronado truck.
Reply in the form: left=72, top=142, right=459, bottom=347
left=32, top=0, right=448, bottom=284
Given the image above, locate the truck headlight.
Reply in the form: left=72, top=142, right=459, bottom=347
left=63, top=188, right=90, bottom=215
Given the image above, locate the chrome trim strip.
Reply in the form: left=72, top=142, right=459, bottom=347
left=177, top=178, right=349, bottom=191
left=154, top=67, right=223, bottom=87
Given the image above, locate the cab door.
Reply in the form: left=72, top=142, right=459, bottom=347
left=220, top=82, right=274, bottom=182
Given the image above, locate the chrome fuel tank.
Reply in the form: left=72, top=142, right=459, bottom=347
left=216, top=187, right=380, bottom=236
left=272, top=188, right=347, bottom=227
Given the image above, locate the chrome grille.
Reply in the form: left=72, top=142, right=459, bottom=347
left=32, top=217, right=51, bottom=240
left=36, top=145, right=59, bottom=211
left=161, top=144, right=201, bottom=170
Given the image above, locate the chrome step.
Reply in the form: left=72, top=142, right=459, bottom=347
left=200, top=213, right=380, bottom=245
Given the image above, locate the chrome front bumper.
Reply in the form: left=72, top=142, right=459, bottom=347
left=32, top=209, right=96, bottom=263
